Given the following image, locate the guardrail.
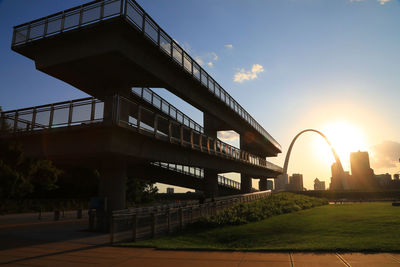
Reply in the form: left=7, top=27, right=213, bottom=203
left=0, top=96, right=282, bottom=173
left=151, top=162, right=241, bottom=190
left=110, top=190, right=272, bottom=244
left=11, top=0, right=281, bottom=152
left=117, top=95, right=282, bottom=172
left=0, top=97, right=103, bottom=132
left=132, top=87, right=203, bottom=133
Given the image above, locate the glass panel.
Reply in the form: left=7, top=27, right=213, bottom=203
left=46, top=17, right=62, bottom=35
left=144, top=19, right=158, bottom=43
left=72, top=103, right=91, bottom=123
left=131, top=87, right=142, bottom=96
left=14, top=28, right=28, bottom=44
left=170, top=106, right=176, bottom=119
left=161, top=101, right=169, bottom=113
left=35, top=109, right=50, bottom=127
left=215, top=85, right=220, bottom=98
left=193, top=62, right=200, bottom=80
left=126, top=1, right=143, bottom=29
left=201, top=72, right=207, bottom=86
left=64, top=11, right=80, bottom=29
left=176, top=112, right=183, bottom=123
left=82, top=5, right=101, bottom=24
left=103, top=0, right=121, bottom=18
left=172, top=43, right=182, bottom=65
left=153, top=95, right=161, bottom=109
left=17, top=113, right=33, bottom=131
left=183, top=54, right=192, bottom=72
left=208, top=79, right=214, bottom=92
left=94, top=102, right=104, bottom=120
left=160, top=32, right=171, bottom=55
left=29, top=23, right=45, bottom=39
left=143, top=89, right=151, bottom=102
left=52, top=106, right=69, bottom=125
left=183, top=117, right=189, bottom=127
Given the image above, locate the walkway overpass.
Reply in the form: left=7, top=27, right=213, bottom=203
left=4, top=0, right=283, bottom=212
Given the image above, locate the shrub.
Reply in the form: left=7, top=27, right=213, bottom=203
left=195, top=193, right=328, bottom=228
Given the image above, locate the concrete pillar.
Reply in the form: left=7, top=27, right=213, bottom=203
left=98, top=160, right=127, bottom=212
left=241, top=175, right=252, bottom=193
left=240, top=138, right=252, bottom=193
left=204, top=169, right=219, bottom=198
left=259, top=178, right=268, bottom=191
left=203, top=112, right=220, bottom=197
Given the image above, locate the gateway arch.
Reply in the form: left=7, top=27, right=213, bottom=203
left=278, top=129, right=346, bottom=190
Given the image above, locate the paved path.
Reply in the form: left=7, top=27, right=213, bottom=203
left=0, top=219, right=399, bottom=266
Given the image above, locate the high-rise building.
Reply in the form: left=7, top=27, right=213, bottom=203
left=314, top=178, right=326, bottom=190
left=330, top=162, right=343, bottom=190
left=349, top=151, right=376, bottom=190
left=375, top=173, right=392, bottom=188
left=289, top=173, right=303, bottom=191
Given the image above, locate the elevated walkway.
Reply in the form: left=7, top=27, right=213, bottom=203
left=11, top=0, right=281, bottom=157
left=0, top=96, right=282, bottom=178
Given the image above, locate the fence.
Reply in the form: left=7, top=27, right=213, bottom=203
left=12, top=0, right=281, bottom=152
left=151, top=162, right=241, bottom=190
left=110, top=190, right=271, bottom=244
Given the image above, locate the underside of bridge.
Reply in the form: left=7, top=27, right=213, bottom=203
left=4, top=0, right=283, bottom=212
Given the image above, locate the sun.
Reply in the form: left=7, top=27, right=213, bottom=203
left=313, top=121, right=367, bottom=169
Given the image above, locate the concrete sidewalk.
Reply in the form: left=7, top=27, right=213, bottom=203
left=1, top=245, right=400, bottom=266
left=0, top=220, right=399, bottom=266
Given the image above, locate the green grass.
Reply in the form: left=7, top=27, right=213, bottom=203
left=121, top=202, right=400, bottom=252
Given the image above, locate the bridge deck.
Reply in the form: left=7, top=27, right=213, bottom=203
left=0, top=96, right=282, bottom=178
left=11, top=0, right=281, bottom=157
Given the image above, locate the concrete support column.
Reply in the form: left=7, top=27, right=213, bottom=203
left=203, top=112, right=221, bottom=197
left=259, top=178, right=268, bottom=191
left=204, top=169, right=219, bottom=198
left=240, top=138, right=253, bottom=193
left=98, top=160, right=127, bottom=212
left=241, top=175, right=252, bottom=193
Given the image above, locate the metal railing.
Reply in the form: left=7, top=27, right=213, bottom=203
left=117, top=95, right=282, bottom=173
left=11, top=0, right=281, bottom=152
left=0, top=97, right=103, bottom=132
left=132, top=87, right=203, bottom=133
left=0, top=96, right=282, bottom=173
left=151, top=162, right=241, bottom=190
left=110, top=190, right=272, bottom=243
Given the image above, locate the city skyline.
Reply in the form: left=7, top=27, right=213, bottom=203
left=1, top=0, right=400, bottom=190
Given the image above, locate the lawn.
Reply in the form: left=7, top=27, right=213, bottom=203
left=121, top=202, right=400, bottom=252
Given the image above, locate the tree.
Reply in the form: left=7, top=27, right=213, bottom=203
left=126, top=168, right=158, bottom=204
left=0, top=140, right=61, bottom=199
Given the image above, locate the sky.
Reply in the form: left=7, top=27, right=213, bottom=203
left=0, top=0, right=400, bottom=191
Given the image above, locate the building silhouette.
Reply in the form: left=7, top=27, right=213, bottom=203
left=288, top=173, right=304, bottom=191
left=314, top=178, right=325, bottom=190
left=349, top=151, right=376, bottom=190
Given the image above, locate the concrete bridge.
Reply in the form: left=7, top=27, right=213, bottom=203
left=3, top=0, right=283, bottom=212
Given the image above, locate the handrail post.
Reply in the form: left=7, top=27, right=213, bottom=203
left=151, top=213, right=156, bottom=238
left=109, top=215, right=114, bottom=244
left=49, top=105, right=54, bottom=128
left=153, top=114, right=158, bottom=138
left=132, top=214, right=137, bottom=242
left=180, top=125, right=184, bottom=146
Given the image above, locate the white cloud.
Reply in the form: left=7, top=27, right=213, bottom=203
left=377, top=0, right=391, bottom=4
left=207, top=62, right=214, bottom=67
left=224, top=44, right=233, bottom=49
left=233, top=64, right=264, bottom=83
left=195, top=56, right=204, bottom=66
left=349, top=0, right=363, bottom=2
left=210, top=52, right=218, bottom=61
left=218, top=131, right=239, bottom=141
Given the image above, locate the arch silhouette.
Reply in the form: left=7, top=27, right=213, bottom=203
left=283, top=129, right=344, bottom=177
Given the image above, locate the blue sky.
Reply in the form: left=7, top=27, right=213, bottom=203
left=1, top=0, right=399, bottom=190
